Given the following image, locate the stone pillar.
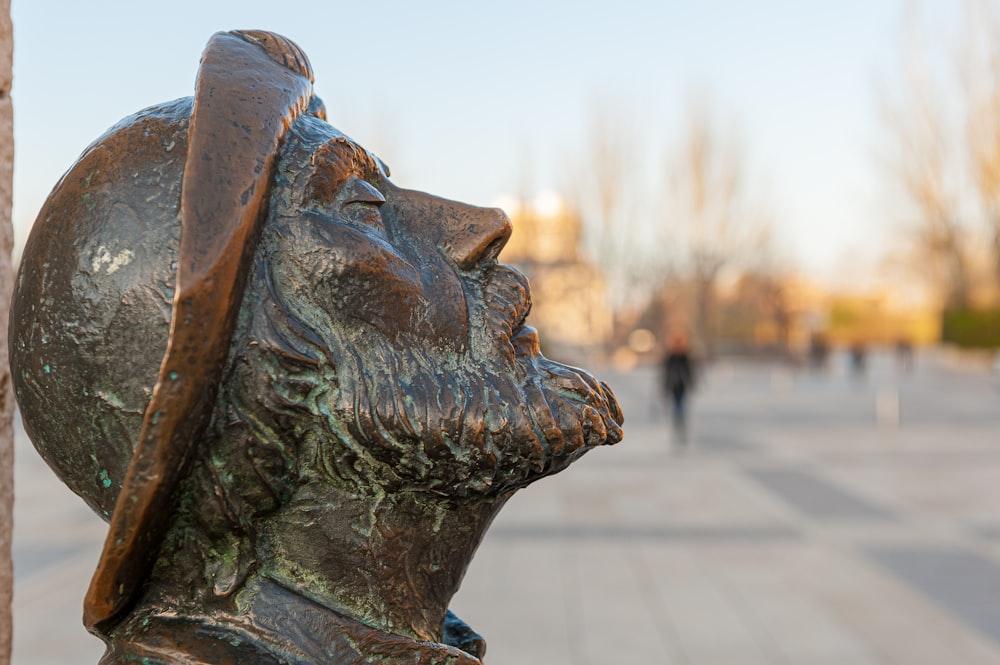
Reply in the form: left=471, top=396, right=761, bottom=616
left=0, top=1, right=12, bottom=664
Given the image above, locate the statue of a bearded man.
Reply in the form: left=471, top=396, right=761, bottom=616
left=10, top=30, right=623, bottom=665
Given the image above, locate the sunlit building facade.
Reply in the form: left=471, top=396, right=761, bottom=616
left=499, top=193, right=613, bottom=363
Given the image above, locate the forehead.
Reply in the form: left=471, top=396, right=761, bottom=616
left=282, top=115, right=388, bottom=192
left=304, top=137, right=383, bottom=207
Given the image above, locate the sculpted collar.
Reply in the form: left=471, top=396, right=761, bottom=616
left=99, top=578, right=483, bottom=665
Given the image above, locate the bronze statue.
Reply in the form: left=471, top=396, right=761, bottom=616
left=9, top=31, right=623, bottom=664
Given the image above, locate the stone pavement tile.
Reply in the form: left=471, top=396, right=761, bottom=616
left=12, top=417, right=108, bottom=665
left=489, top=522, right=800, bottom=544
left=710, top=544, right=885, bottom=665
left=603, top=461, right=800, bottom=530
left=636, top=543, right=779, bottom=664
left=453, top=541, right=575, bottom=665
left=744, top=468, right=895, bottom=521
left=566, top=542, right=686, bottom=664
left=521, top=429, right=802, bottom=532
left=13, top=551, right=106, bottom=665
left=826, top=462, right=1000, bottom=526
left=983, top=541, right=1000, bottom=566
left=789, top=546, right=1000, bottom=665
left=693, top=432, right=756, bottom=453
left=974, top=526, right=1000, bottom=540
left=867, top=547, right=1000, bottom=652
left=11, top=418, right=107, bottom=665
left=487, top=471, right=568, bottom=526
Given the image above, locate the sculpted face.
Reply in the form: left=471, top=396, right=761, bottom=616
left=12, top=31, right=622, bottom=659
left=233, top=114, right=623, bottom=498
left=268, top=120, right=499, bottom=354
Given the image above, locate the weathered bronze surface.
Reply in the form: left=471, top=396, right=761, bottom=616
left=9, top=30, right=623, bottom=664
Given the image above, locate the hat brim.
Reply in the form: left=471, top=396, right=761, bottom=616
left=84, top=30, right=317, bottom=633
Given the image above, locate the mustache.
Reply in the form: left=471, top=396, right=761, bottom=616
left=252, top=257, right=624, bottom=497
left=474, top=262, right=624, bottom=487
left=479, top=265, right=532, bottom=350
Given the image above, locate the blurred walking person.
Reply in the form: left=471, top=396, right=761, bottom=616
left=849, top=341, right=867, bottom=380
left=662, top=332, right=695, bottom=445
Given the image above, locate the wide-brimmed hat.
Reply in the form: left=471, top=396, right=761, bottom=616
left=10, top=30, right=322, bottom=633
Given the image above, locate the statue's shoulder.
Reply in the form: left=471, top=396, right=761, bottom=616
left=94, top=579, right=488, bottom=665
left=97, top=615, right=299, bottom=665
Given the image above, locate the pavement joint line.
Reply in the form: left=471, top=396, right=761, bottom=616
left=866, top=545, right=1000, bottom=650
left=487, top=524, right=803, bottom=542
left=742, top=466, right=897, bottom=522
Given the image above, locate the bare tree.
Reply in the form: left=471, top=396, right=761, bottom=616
left=662, top=96, right=771, bottom=354
left=886, top=94, right=972, bottom=310
left=960, top=0, right=1000, bottom=294
left=568, top=103, right=656, bottom=311
left=565, top=97, right=775, bottom=355
left=880, top=2, right=976, bottom=310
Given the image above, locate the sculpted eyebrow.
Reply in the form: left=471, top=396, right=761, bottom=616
left=305, top=138, right=382, bottom=205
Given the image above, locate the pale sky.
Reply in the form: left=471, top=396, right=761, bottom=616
left=9, top=1, right=958, bottom=285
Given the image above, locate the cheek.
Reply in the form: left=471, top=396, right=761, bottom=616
left=272, top=226, right=427, bottom=341
left=407, top=251, right=470, bottom=348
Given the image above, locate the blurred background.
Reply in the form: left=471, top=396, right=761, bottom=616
left=9, top=1, right=1000, bottom=664
left=11, top=1, right=1000, bottom=366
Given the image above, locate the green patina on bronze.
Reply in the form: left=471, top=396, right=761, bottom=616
left=9, top=30, right=623, bottom=665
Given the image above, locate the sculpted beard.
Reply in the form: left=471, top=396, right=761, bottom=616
left=473, top=264, right=624, bottom=483
left=230, top=259, right=623, bottom=500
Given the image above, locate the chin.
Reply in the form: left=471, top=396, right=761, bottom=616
left=478, top=331, right=622, bottom=491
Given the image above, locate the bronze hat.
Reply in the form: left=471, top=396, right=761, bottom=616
left=10, top=30, right=322, bottom=632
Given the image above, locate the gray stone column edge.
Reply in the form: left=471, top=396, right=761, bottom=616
left=0, top=2, right=13, bottom=664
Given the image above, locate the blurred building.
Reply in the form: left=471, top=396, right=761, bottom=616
left=821, top=291, right=939, bottom=347
left=497, top=193, right=943, bottom=367
left=498, top=193, right=612, bottom=363
left=620, top=270, right=941, bottom=367
left=721, top=275, right=940, bottom=357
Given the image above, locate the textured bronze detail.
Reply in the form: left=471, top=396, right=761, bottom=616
left=84, top=30, right=317, bottom=632
left=10, top=30, right=622, bottom=664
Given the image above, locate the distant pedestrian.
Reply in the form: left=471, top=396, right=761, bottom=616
left=661, top=332, right=695, bottom=444
left=849, top=342, right=867, bottom=379
left=808, top=333, right=830, bottom=371
left=894, top=338, right=913, bottom=373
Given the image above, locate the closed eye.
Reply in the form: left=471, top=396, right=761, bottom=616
left=336, top=176, right=387, bottom=237
left=339, top=177, right=385, bottom=208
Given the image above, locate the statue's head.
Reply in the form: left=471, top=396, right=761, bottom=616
left=10, top=30, right=623, bottom=644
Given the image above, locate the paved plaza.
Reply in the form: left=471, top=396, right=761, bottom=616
left=11, top=349, right=1000, bottom=664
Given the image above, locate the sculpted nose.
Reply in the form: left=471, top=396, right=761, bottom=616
left=390, top=188, right=513, bottom=269
left=442, top=204, right=512, bottom=270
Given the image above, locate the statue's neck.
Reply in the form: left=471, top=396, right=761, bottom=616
left=253, top=480, right=506, bottom=642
